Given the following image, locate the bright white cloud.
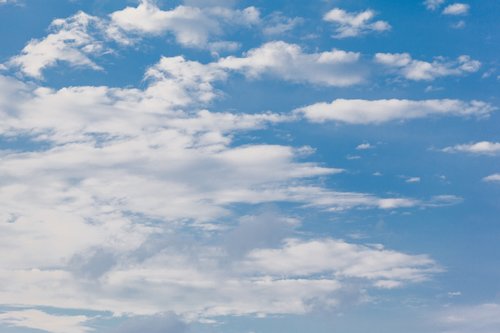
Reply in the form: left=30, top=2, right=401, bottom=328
left=0, top=310, right=93, bottom=333
left=424, top=0, right=445, bottom=11
left=109, top=0, right=259, bottom=47
left=245, top=238, right=441, bottom=288
left=375, top=53, right=481, bottom=80
left=443, top=3, right=470, bottom=15
left=323, top=8, right=391, bottom=38
left=8, top=12, right=107, bottom=78
left=218, top=41, right=365, bottom=86
left=441, top=141, right=500, bottom=155
left=296, top=99, right=495, bottom=124
left=483, top=174, right=500, bottom=183
left=356, top=143, right=374, bottom=150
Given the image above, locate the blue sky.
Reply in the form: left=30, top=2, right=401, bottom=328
left=0, top=0, right=499, bottom=332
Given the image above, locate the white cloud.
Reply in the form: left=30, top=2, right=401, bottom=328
left=296, top=99, right=495, bottom=124
left=375, top=53, right=481, bottom=80
left=0, top=309, right=93, bottom=333
left=441, top=141, right=500, bottom=155
left=424, top=0, right=445, bottom=11
left=443, top=3, right=470, bottom=15
left=438, top=303, right=500, bottom=333
left=483, top=174, right=500, bottom=183
left=323, top=8, right=391, bottom=38
left=109, top=0, right=259, bottom=47
left=8, top=12, right=107, bottom=78
left=218, top=41, right=365, bottom=86
left=263, top=13, right=303, bottom=36
left=245, top=238, right=441, bottom=288
left=406, top=177, right=421, bottom=183
left=356, top=143, right=374, bottom=150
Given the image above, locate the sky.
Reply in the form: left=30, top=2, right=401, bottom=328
left=0, top=0, right=499, bottom=332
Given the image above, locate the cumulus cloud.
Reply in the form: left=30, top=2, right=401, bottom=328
left=375, top=53, right=481, bottom=80
left=296, top=99, right=495, bottom=124
left=7, top=12, right=107, bottom=78
left=245, top=238, right=442, bottom=288
left=443, top=3, right=470, bottom=15
left=424, top=0, right=445, bottom=11
left=109, top=0, right=259, bottom=47
left=441, top=141, right=500, bottom=155
left=0, top=309, right=93, bottom=333
left=218, top=41, right=365, bottom=86
left=323, top=8, right=391, bottom=38
left=356, top=143, right=374, bottom=150
left=483, top=174, right=500, bottom=183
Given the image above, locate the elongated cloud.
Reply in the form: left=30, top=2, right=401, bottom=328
left=375, top=53, right=480, bottom=80
left=442, top=141, right=500, bottom=155
left=296, top=99, right=495, bottom=124
left=443, top=3, right=470, bottom=15
left=218, top=41, right=365, bottom=86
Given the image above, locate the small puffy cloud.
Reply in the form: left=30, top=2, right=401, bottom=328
left=323, top=8, right=391, bottom=38
left=375, top=52, right=481, bottom=81
left=7, top=12, right=107, bottom=78
left=296, top=99, right=495, bottom=124
left=483, top=174, right=500, bottom=183
left=441, top=141, right=500, bottom=155
left=443, top=3, right=470, bottom=15
left=0, top=309, right=93, bottom=333
left=406, top=177, right=421, bottom=183
left=218, top=41, right=365, bottom=86
left=356, top=143, right=374, bottom=150
left=437, top=303, right=500, bottom=333
left=424, top=0, right=445, bottom=11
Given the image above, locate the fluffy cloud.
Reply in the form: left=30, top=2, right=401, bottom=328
left=323, top=8, right=391, bottom=38
left=374, top=53, right=481, bottom=80
left=443, top=3, right=470, bottom=15
left=483, top=174, right=500, bottom=183
left=218, top=41, right=365, bottom=86
left=109, top=0, right=259, bottom=47
left=244, top=238, right=441, bottom=288
left=296, top=99, right=495, bottom=124
left=424, top=0, right=445, bottom=11
left=0, top=310, right=92, bottom=333
left=441, top=141, right=500, bottom=155
left=7, top=12, right=107, bottom=78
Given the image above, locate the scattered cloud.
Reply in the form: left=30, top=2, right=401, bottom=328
left=0, top=309, right=93, bottom=333
left=483, top=174, right=500, bottom=183
left=109, top=0, right=260, bottom=48
left=262, top=13, right=303, bottom=36
left=323, top=8, right=391, bottom=38
left=437, top=303, right=500, bottom=333
left=356, top=143, right=374, bottom=150
left=218, top=41, right=365, bottom=86
left=441, top=141, right=500, bottom=155
left=296, top=99, right=495, bottom=124
left=424, top=0, right=445, bottom=11
left=375, top=53, right=481, bottom=81
left=7, top=12, right=107, bottom=78
left=443, top=3, right=470, bottom=15
left=245, top=238, right=442, bottom=288
left=406, top=177, right=421, bottom=183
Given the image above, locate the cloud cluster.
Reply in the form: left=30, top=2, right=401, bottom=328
left=296, top=98, right=494, bottom=124
left=323, top=8, right=391, bottom=38
left=375, top=53, right=481, bottom=81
